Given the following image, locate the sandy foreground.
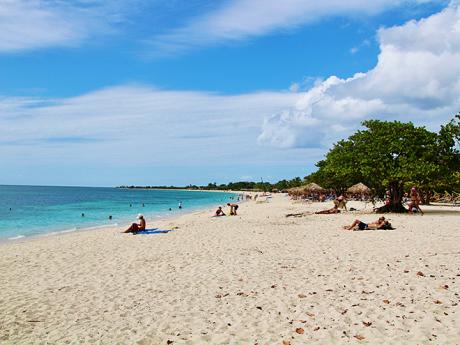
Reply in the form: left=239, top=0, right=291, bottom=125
left=1, top=194, right=459, bottom=345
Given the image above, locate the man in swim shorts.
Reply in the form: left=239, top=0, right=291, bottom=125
left=227, top=203, right=239, bottom=215
left=214, top=206, right=226, bottom=216
left=343, top=217, right=388, bottom=231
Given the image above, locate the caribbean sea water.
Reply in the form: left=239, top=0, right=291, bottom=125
left=0, top=185, right=234, bottom=240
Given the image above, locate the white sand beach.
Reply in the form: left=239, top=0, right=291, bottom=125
left=1, top=194, right=459, bottom=344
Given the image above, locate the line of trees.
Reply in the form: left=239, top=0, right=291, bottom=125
left=118, top=177, right=304, bottom=192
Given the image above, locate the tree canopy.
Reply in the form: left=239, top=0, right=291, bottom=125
left=305, top=115, right=460, bottom=211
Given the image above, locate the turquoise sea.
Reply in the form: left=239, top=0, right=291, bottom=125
left=0, top=185, right=234, bottom=240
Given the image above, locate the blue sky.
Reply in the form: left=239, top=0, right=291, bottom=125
left=1, top=0, right=458, bottom=186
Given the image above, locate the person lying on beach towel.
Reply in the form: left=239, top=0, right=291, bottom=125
left=343, top=216, right=393, bottom=231
left=124, top=214, right=146, bottom=233
left=136, top=229, right=172, bottom=235
left=315, top=204, right=341, bottom=214
left=214, top=206, right=226, bottom=217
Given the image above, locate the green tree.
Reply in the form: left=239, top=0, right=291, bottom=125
left=310, top=118, right=460, bottom=212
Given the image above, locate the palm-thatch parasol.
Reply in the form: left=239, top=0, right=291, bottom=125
left=302, top=182, right=325, bottom=193
left=347, top=182, right=371, bottom=194
left=286, top=187, right=296, bottom=195
left=286, top=186, right=304, bottom=199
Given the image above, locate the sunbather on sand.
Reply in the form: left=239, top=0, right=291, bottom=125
left=315, top=204, right=340, bottom=214
left=124, top=214, right=146, bottom=233
left=214, top=206, right=226, bottom=217
left=343, top=216, right=389, bottom=231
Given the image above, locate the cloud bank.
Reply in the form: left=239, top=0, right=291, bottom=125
left=0, top=86, right=302, bottom=168
left=258, top=2, right=460, bottom=148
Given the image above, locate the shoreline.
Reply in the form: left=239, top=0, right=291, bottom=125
left=0, top=194, right=241, bottom=246
left=1, top=195, right=459, bottom=344
left=0, top=189, right=239, bottom=244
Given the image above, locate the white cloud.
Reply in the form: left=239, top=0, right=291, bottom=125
left=149, top=0, right=442, bottom=54
left=258, top=2, right=460, bottom=148
left=0, top=85, right=303, bottom=168
left=0, top=0, right=130, bottom=52
left=0, top=0, right=445, bottom=54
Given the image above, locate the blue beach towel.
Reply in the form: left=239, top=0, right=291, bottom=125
left=135, top=228, right=172, bottom=235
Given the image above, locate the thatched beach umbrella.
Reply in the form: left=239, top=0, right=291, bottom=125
left=347, top=182, right=371, bottom=194
left=287, top=186, right=304, bottom=199
left=302, top=182, right=325, bottom=193
left=289, top=187, right=303, bottom=195
left=286, top=187, right=297, bottom=195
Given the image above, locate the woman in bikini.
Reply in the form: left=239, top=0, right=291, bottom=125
left=124, top=214, right=146, bottom=233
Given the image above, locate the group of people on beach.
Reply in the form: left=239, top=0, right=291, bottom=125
left=306, top=187, right=430, bottom=231
left=123, top=200, right=241, bottom=234
left=214, top=203, right=239, bottom=216
left=123, top=186, right=422, bottom=234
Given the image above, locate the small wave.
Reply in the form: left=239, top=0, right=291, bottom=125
left=59, top=228, right=78, bottom=234
left=8, top=235, right=25, bottom=240
left=79, top=224, right=115, bottom=231
left=41, top=227, right=78, bottom=237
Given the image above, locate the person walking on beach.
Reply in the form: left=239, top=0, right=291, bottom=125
left=227, top=203, right=239, bottom=215
left=124, top=214, right=146, bottom=233
left=408, top=187, right=424, bottom=215
left=343, top=216, right=390, bottom=231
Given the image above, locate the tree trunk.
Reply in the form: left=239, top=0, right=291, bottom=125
left=375, top=182, right=408, bottom=213
left=420, top=190, right=431, bottom=205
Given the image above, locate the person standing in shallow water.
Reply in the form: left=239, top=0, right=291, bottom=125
left=178, top=201, right=182, bottom=209
left=124, top=214, right=146, bottom=233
